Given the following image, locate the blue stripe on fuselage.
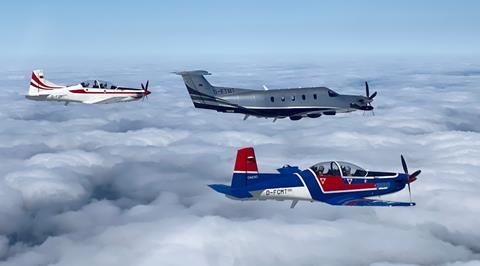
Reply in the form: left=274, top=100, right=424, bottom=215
left=298, top=169, right=324, bottom=201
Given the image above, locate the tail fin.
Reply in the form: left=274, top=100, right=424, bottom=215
left=174, top=70, right=214, bottom=94
left=208, top=147, right=258, bottom=199
left=28, top=70, right=63, bottom=95
left=174, top=70, right=218, bottom=108
left=231, top=147, right=259, bottom=188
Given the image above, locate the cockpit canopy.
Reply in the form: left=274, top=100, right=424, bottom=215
left=310, top=161, right=367, bottom=177
left=80, top=80, right=117, bottom=89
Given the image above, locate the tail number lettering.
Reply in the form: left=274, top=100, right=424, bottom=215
left=265, top=188, right=293, bottom=196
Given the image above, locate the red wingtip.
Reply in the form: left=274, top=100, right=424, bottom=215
left=234, top=147, right=258, bottom=172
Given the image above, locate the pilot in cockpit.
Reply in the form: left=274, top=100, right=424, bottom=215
left=313, top=165, right=325, bottom=176
left=341, top=165, right=352, bottom=176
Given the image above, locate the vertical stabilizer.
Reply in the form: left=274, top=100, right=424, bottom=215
left=28, top=70, right=64, bottom=96
left=231, top=147, right=259, bottom=188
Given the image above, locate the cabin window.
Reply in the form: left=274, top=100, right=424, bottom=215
left=281, top=96, right=285, bottom=102
left=313, top=94, right=317, bottom=100
left=302, top=94, right=306, bottom=100
left=291, top=95, right=295, bottom=101
left=199, top=84, right=203, bottom=87
left=270, top=96, right=274, bottom=102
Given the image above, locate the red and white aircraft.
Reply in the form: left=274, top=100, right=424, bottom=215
left=26, top=70, right=151, bottom=105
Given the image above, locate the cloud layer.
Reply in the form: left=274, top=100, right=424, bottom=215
left=0, top=58, right=479, bottom=266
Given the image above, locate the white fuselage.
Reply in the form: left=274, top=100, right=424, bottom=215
left=27, top=84, right=146, bottom=104
left=27, top=70, right=149, bottom=104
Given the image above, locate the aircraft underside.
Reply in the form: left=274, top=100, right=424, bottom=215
left=194, top=102, right=350, bottom=119
left=25, top=95, right=82, bottom=103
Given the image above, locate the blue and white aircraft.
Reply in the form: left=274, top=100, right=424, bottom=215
left=209, top=147, right=421, bottom=208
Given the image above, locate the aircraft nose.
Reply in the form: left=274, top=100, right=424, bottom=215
left=350, top=97, right=373, bottom=111
left=359, top=96, right=372, bottom=104
left=144, top=90, right=151, bottom=95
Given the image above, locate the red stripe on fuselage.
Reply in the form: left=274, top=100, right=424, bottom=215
left=69, top=89, right=143, bottom=95
left=316, top=175, right=376, bottom=192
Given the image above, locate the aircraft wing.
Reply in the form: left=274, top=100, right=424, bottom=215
left=328, top=197, right=415, bottom=207
left=83, top=97, right=128, bottom=104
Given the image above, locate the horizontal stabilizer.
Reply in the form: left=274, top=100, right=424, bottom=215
left=173, top=70, right=211, bottom=76
left=208, top=184, right=253, bottom=199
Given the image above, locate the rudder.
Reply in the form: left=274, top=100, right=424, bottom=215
left=231, top=147, right=259, bottom=188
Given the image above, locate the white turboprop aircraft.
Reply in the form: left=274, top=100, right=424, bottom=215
left=26, top=70, right=151, bottom=105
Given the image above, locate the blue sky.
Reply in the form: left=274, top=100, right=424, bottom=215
left=1, top=0, right=479, bottom=59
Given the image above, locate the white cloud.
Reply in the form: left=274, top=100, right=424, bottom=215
left=0, top=58, right=479, bottom=265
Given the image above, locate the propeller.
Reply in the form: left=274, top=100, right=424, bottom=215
left=350, top=82, right=377, bottom=114
left=141, top=80, right=151, bottom=101
left=365, top=81, right=377, bottom=101
left=364, top=81, right=377, bottom=115
left=401, top=155, right=421, bottom=205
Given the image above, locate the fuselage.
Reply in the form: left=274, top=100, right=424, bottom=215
left=176, top=70, right=374, bottom=120
left=211, top=146, right=417, bottom=207
left=27, top=84, right=147, bottom=104
left=226, top=166, right=408, bottom=205
left=27, top=70, right=150, bottom=104
left=218, top=87, right=368, bottom=117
